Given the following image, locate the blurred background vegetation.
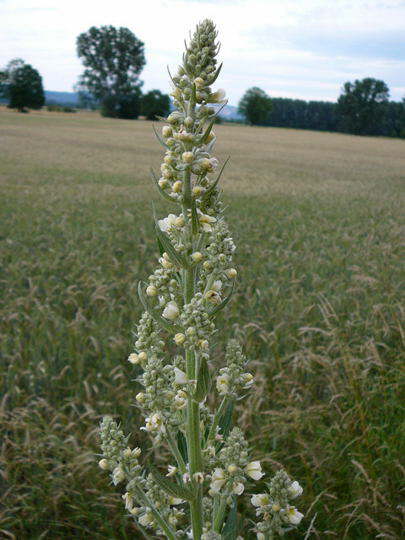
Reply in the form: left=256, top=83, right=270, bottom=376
left=0, top=110, right=404, bottom=538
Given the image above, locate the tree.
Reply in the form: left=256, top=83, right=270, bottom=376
left=76, top=25, right=146, bottom=119
left=337, top=78, right=389, bottom=135
left=141, top=89, right=170, bottom=120
left=238, top=87, right=272, bottom=126
left=382, top=100, right=405, bottom=138
left=1, top=58, right=45, bottom=112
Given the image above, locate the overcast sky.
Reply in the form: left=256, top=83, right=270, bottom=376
left=1, top=0, right=404, bottom=105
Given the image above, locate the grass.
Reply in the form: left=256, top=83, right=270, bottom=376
left=0, top=108, right=404, bottom=539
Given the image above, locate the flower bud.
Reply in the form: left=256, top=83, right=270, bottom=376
left=98, top=458, right=109, bottom=470
left=194, top=77, right=205, bottom=88
left=191, top=251, right=203, bottom=263
left=184, top=116, right=194, bottom=128
left=192, top=186, right=204, bottom=197
left=158, top=178, right=169, bottom=189
left=162, top=125, right=172, bottom=138
left=174, top=333, right=186, bottom=345
left=182, top=151, right=194, bottom=163
left=127, top=353, right=140, bottom=364
left=136, top=392, right=146, bottom=403
left=225, top=268, right=237, bottom=279
left=172, top=181, right=183, bottom=193
left=146, top=285, right=158, bottom=297
left=167, top=111, right=183, bottom=124
left=138, top=351, right=147, bottom=362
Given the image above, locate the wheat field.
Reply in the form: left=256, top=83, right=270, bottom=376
left=1, top=108, right=404, bottom=538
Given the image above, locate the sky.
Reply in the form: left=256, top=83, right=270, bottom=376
left=1, top=0, right=405, bottom=105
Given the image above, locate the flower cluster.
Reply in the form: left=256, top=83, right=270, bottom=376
left=251, top=470, right=304, bottom=538
left=216, top=339, right=253, bottom=397
left=98, top=18, right=306, bottom=539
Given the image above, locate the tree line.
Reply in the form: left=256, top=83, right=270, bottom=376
left=238, top=82, right=405, bottom=138
left=1, top=24, right=404, bottom=137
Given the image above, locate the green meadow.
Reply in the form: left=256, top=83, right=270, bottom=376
left=1, top=108, right=404, bottom=538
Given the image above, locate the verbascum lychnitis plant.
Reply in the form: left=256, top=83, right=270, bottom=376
left=99, top=19, right=304, bottom=539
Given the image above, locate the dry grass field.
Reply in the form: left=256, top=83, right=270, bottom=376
left=1, top=108, right=404, bottom=538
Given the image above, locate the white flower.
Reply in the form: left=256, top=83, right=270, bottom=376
left=241, top=372, right=254, bottom=388
left=245, top=461, right=264, bottom=481
left=174, top=390, right=187, bottom=409
left=209, top=88, right=226, bottom=103
left=211, top=468, right=226, bottom=493
left=288, top=480, right=303, bottom=499
left=168, top=496, right=183, bottom=505
left=122, top=492, right=133, bottom=511
left=112, top=466, right=125, bottom=485
left=193, top=472, right=204, bottom=483
left=183, top=473, right=191, bottom=483
left=232, top=482, right=245, bottom=495
left=251, top=493, right=270, bottom=507
left=198, top=210, right=217, bottom=232
left=158, top=214, right=178, bottom=232
left=194, top=77, right=205, bottom=88
left=143, top=412, right=165, bottom=433
left=174, top=367, right=188, bottom=384
left=216, top=373, right=230, bottom=394
left=284, top=506, right=304, bottom=525
left=166, top=465, right=178, bottom=477
left=162, top=301, right=179, bottom=320
left=212, top=280, right=222, bottom=291
left=139, top=512, right=153, bottom=526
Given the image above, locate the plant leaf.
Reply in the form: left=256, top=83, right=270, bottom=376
left=193, top=357, right=210, bottom=402
left=209, top=62, right=223, bottom=85
left=152, top=123, right=169, bottom=149
left=150, top=466, right=194, bottom=501
left=202, top=157, right=230, bottom=201
left=150, top=169, right=177, bottom=203
left=177, top=431, right=188, bottom=462
left=218, top=401, right=234, bottom=439
left=221, top=497, right=238, bottom=539
left=209, top=280, right=235, bottom=317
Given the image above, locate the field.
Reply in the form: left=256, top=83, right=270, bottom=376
left=1, top=108, right=404, bottom=539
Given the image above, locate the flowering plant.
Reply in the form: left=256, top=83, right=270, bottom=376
left=98, top=19, right=304, bottom=539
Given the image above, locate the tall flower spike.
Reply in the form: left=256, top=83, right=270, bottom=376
left=98, top=19, right=305, bottom=539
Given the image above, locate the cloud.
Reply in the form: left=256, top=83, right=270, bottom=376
left=0, top=0, right=404, bottom=102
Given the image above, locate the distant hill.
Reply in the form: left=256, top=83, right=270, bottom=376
left=44, top=90, right=243, bottom=121
left=45, top=91, right=80, bottom=106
